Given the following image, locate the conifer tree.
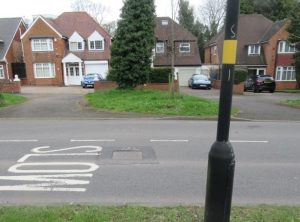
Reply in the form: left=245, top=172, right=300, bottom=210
left=110, top=0, right=155, bottom=88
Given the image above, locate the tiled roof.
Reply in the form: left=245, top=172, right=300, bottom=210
left=40, top=12, right=111, bottom=61
left=260, top=19, right=287, bottom=43
left=0, top=17, right=23, bottom=60
left=155, top=17, right=197, bottom=41
left=210, top=14, right=275, bottom=65
left=52, top=12, right=110, bottom=40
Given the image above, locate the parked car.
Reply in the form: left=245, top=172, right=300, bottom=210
left=244, top=75, right=276, bottom=93
left=81, top=73, right=104, bottom=88
left=188, top=74, right=211, bottom=89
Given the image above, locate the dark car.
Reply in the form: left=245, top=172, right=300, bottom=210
left=188, top=74, right=211, bottom=89
left=244, top=75, right=276, bottom=93
left=81, top=73, right=104, bottom=88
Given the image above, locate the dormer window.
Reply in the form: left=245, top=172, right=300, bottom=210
left=248, top=44, right=261, bottom=55
left=68, top=32, right=84, bottom=51
left=89, top=40, right=103, bottom=50
left=88, top=31, right=104, bottom=51
left=69, top=41, right=84, bottom=51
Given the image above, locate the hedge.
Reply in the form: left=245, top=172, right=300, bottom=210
left=148, top=68, right=172, bottom=83
left=234, top=69, right=248, bottom=84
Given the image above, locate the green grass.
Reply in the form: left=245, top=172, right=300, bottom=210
left=86, top=89, right=233, bottom=117
left=0, top=205, right=299, bottom=222
left=281, top=99, right=300, bottom=108
left=0, top=93, right=27, bottom=108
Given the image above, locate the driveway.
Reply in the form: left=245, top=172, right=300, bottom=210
left=180, top=87, right=300, bottom=121
left=0, top=86, right=153, bottom=119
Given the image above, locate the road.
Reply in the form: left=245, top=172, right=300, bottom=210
left=0, top=119, right=299, bottom=205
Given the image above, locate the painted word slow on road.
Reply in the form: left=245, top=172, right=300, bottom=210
left=0, top=146, right=101, bottom=192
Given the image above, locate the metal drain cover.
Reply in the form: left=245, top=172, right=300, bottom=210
left=113, top=150, right=143, bottom=160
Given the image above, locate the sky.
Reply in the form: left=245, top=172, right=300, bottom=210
left=0, top=0, right=205, bottom=23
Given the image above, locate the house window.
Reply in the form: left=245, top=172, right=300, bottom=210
left=89, top=40, right=103, bottom=50
left=276, top=66, right=296, bottom=81
left=34, top=63, right=55, bottom=78
left=69, top=42, right=84, bottom=51
left=31, top=38, right=53, bottom=52
left=278, top=40, right=296, bottom=53
left=248, top=44, right=261, bottom=55
left=179, top=43, right=190, bottom=53
left=156, top=42, right=164, bottom=53
left=162, top=20, right=169, bottom=26
left=0, top=65, right=4, bottom=79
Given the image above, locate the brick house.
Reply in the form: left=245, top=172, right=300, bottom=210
left=153, top=17, right=201, bottom=86
left=204, top=14, right=297, bottom=89
left=0, top=17, right=27, bottom=81
left=21, top=12, right=111, bottom=86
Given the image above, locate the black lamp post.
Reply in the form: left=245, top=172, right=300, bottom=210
left=204, top=0, right=240, bottom=221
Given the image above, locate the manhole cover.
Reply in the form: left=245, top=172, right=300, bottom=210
left=113, top=151, right=143, bottom=161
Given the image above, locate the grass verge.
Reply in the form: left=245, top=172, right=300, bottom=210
left=86, top=89, right=237, bottom=117
left=0, top=205, right=299, bottom=222
left=0, top=93, right=27, bottom=108
left=280, top=99, right=300, bottom=108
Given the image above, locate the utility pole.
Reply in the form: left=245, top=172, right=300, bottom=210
left=170, top=0, right=176, bottom=98
left=204, top=0, right=240, bottom=221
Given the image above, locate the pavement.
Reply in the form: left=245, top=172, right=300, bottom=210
left=0, top=86, right=299, bottom=121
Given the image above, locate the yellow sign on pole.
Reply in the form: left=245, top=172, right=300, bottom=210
left=222, top=40, right=238, bottom=64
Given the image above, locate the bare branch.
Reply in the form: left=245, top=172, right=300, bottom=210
left=71, top=0, right=107, bottom=24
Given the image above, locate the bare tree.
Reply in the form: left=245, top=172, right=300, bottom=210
left=71, top=0, right=106, bottom=24
left=102, top=21, right=117, bottom=37
left=198, top=0, right=226, bottom=38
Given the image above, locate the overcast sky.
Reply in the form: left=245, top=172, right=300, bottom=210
left=0, top=0, right=205, bottom=23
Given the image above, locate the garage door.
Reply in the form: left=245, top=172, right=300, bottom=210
left=177, top=68, right=197, bottom=86
left=84, top=61, right=109, bottom=79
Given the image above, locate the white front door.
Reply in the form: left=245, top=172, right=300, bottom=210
left=66, top=63, right=82, bottom=85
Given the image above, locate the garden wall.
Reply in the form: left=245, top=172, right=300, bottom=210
left=0, top=80, right=21, bottom=93
left=212, top=80, right=244, bottom=94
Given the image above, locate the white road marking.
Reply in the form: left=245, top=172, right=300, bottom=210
left=230, top=140, right=269, bottom=143
left=71, top=139, right=115, bottom=142
left=150, top=139, right=189, bottom=142
left=8, top=162, right=99, bottom=174
left=1, top=145, right=102, bottom=192
left=31, top=146, right=102, bottom=154
left=0, top=140, right=38, bottom=142
left=0, top=174, right=93, bottom=192
left=18, top=153, right=101, bottom=163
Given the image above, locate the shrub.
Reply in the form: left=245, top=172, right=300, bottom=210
left=234, top=69, right=248, bottom=84
left=148, top=68, right=172, bottom=83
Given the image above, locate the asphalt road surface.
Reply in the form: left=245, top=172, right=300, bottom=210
left=0, top=119, right=299, bottom=205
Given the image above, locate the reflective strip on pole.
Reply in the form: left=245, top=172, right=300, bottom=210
left=222, top=40, right=238, bottom=64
